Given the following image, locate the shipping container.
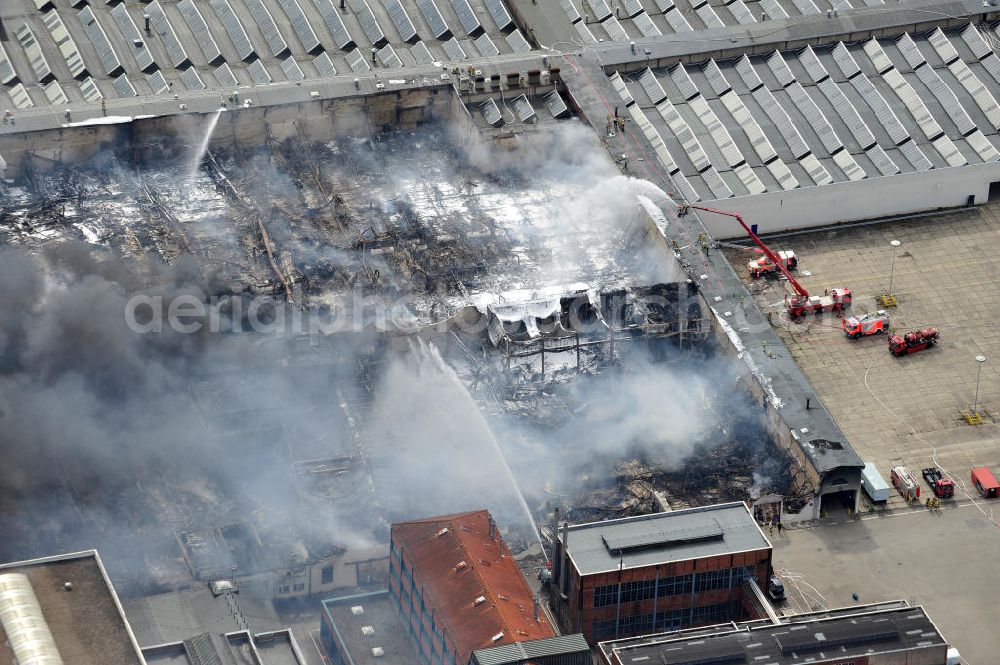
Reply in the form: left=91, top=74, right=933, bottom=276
left=971, top=466, right=1000, bottom=498
left=861, top=462, right=890, bottom=502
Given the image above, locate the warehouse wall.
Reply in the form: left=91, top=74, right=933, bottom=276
left=701, top=161, right=1000, bottom=238
left=0, top=85, right=455, bottom=178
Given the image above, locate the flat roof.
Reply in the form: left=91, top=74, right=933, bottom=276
left=600, top=604, right=947, bottom=665
left=124, top=578, right=287, bottom=646
left=0, top=550, right=145, bottom=665
left=321, top=589, right=420, bottom=665
left=141, top=629, right=306, bottom=665
left=564, top=503, right=770, bottom=576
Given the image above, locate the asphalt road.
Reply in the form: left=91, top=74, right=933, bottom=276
left=772, top=500, right=1000, bottom=664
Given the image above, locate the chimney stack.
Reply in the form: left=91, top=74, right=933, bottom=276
left=551, top=509, right=561, bottom=586
left=533, top=596, right=539, bottom=622
left=558, top=521, right=570, bottom=596
left=488, top=516, right=495, bottom=540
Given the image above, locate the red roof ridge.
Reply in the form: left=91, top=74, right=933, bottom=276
left=395, top=509, right=489, bottom=526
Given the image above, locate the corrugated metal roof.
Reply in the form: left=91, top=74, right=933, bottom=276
left=275, top=0, right=321, bottom=53
left=564, top=502, right=769, bottom=576
left=110, top=4, right=156, bottom=73
left=348, top=0, right=386, bottom=47
left=245, top=0, right=290, bottom=58
left=312, top=0, right=355, bottom=50
left=209, top=0, right=256, bottom=62
left=392, top=510, right=555, bottom=665
left=416, top=0, right=449, bottom=40
left=471, top=634, right=590, bottom=665
left=147, top=1, right=190, bottom=68
left=180, top=66, right=206, bottom=90
left=79, top=5, right=124, bottom=77
left=15, top=24, right=54, bottom=84
left=42, top=9, right=88, bottom=78
left=0, top=40, right=16, bottom=85
left=178, top=0, right=223, bottom=65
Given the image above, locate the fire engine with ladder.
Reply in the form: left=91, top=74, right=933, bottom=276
left=678, top=205, right=852, bottom=319
left=890, top=465, right=921, bottom=502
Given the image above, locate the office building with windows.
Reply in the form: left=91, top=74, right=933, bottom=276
left=550, top=502, right=772, bottom=644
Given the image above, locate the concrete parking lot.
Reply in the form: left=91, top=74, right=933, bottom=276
left=723, top=204, right=1000, bottom=511
left=772, top=503, right=1000, bottom=664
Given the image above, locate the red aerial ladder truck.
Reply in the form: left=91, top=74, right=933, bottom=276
left=678, top=205, right=851, bottom=319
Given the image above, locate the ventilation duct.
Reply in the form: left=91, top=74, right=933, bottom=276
left=0, top=573, right=65, bottom=665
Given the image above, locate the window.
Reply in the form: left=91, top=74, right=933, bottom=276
left=593, top=574, right=692, bottom=607
left=691, top=602, right=731, bottom=625
left=278, top=585, right=290, bottom=594
left=293, top=583, right=305, bottom=592
left=694, top=569, right=729, bottom=592
left=658, top=574, right=693, bottom=597
left=321, top=566, right=334, bottom=585
left=656, top=607, right=687, bottom=631
left=591, top=613, right=655, bottom=639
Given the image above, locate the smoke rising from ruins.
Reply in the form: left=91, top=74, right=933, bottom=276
left=0, top=122, right=775, bottom=591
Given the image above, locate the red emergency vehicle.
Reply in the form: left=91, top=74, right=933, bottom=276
left=971, top=466, right=1000, bottom=498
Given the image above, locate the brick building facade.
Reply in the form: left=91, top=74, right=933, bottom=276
left=550, top=502, right=772, bottom=643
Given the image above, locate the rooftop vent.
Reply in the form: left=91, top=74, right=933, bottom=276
left=776, top=624, right=899, bottom=655
left=474, top=596, right=487, bottom=606
left=361, top=626, right=375, bottom=636
left=491, top=632, right=504, bottom=642
left=351, top=606, right=364, bottom=615
left=455, top=561, right=468, bottom=572
left=436, top=527, right=450, bottom=537
left=497, top=594, right=509, bottom=601
left=602, top=523, right=724, bottom=555
left=0, top=573, right=65, bottom=665
left=371, top=647, right=384, bottom=657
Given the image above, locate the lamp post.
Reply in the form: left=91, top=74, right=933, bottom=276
left=974, top=355, right=987, bottom=417
left=887, top=240, right=901, bottom=297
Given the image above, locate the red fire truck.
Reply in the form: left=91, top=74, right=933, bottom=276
left=677, top=205, right=851, bottom=319
left=891, top=466, right=921, bottom=501
left=748, top=251, right=797, bottom=279
left=843, top=311, right=890, bottom=339
left=889, top=328, right=939, bottom=356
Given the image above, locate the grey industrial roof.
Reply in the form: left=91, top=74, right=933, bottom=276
left=471, top=633, right=590, bottom=665
left=593, top=0, right=997, bottom=69
left=0, top=0, right=540, bottom=113
left=123, top=579, right=287, bottom=646
left=564, top=502, right=770, bottom=576
left=0, top=551, right=146, bottom=665
left=600, top=604, right=947, bottom=665
left=141, top=629, right=306, bottom=665
left=321, top=589, right=420, bottom=665
left=613, top=22, right=1000, bottom=203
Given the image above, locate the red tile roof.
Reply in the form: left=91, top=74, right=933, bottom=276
left=392, top=510, right=555, bottom=665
